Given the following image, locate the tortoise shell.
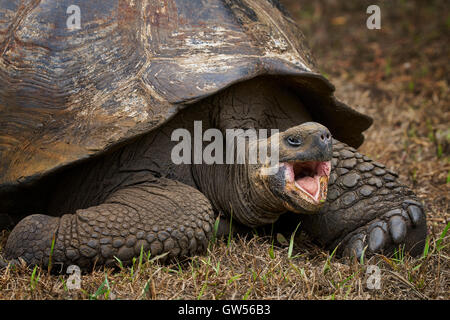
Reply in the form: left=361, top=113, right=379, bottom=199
left=0, top=0, right=372, bottom=187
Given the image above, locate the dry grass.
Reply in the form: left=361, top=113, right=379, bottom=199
left=0, top=0, right=448, bottom=300
left=0, top=232, right=448, bottom=300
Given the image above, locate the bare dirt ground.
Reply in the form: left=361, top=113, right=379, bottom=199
left=0, top=0, right=448, bottom=300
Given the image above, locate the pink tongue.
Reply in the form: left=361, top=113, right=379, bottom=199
left=296, top=176, right=318, bottom=196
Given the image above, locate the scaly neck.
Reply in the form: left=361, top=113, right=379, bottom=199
left=192, top=161, right=286, bottom=228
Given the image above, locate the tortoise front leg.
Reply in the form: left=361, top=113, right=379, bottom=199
left=301, top=140, right=427, bottom=259
left=1, top=178, right=214, bottom=270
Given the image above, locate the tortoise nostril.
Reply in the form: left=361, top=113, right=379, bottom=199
left=326, top=133, right=330, bottom=139
left=320, top=134, right=325, bottom=141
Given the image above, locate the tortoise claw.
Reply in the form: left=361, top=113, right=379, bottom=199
left=344, top=235, right=366, bottom=259
left=341, top=199, right=426, bottom=258
left=368, top=226, right=386, bottom=252
left=389, top=215, right=407, bottom=244
left=407, top=205, right=424, bottom=227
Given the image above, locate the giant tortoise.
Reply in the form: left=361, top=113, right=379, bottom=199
left=0, top=0, right=426, bottom=269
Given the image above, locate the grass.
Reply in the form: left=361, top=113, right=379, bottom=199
left=287, top=222, right=302, bottom=260
left=29, top=266, right=40, bottom=292
left=1, top=231, right=447, bottom=299
left=0, top=0, right=448, bottom=300
left=47, top=234, right=56, bottom=275
left=87, top=274, right=113, bottom=300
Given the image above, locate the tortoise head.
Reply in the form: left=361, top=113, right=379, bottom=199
left=253, top=122, right=333, bottom=214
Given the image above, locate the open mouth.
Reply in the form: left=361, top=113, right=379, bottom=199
left=283, top=161, right=331, bottom=204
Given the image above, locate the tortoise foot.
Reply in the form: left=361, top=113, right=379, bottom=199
left=342, top=199, right=427, bottom=259
left=300, top=140, right=427, bottom=259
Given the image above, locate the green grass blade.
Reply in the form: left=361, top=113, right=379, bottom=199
left=359, top=245, right=367, bottom=265
left=138, top=244, right=144, bottom=270
left=288, top=222, right=301, bottom=259
left=436, top=221, right=450, bottom=251
left=227, top=273, right=243, bottom=285
left=47, top=233, right=56, bottom=274
left=149, top=252, right=169, bottom=263
left=211, top=216, right=221, bottom=245
left=114, top=256, right=124, bottom=269
left=30, top=265, right=39, bottom=291
left=90, top=275, right=111, bottom=300
left=422, top=236, right=430, bottom=259
left=323, top=245, right=339, bottom=274
left=243, top=287, right=252, bottom=300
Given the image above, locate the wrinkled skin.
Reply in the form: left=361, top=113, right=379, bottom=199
left=0, top=78, right=426, bottom=270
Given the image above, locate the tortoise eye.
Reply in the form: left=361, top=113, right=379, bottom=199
left=286, top=136, right=302, bottom=147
